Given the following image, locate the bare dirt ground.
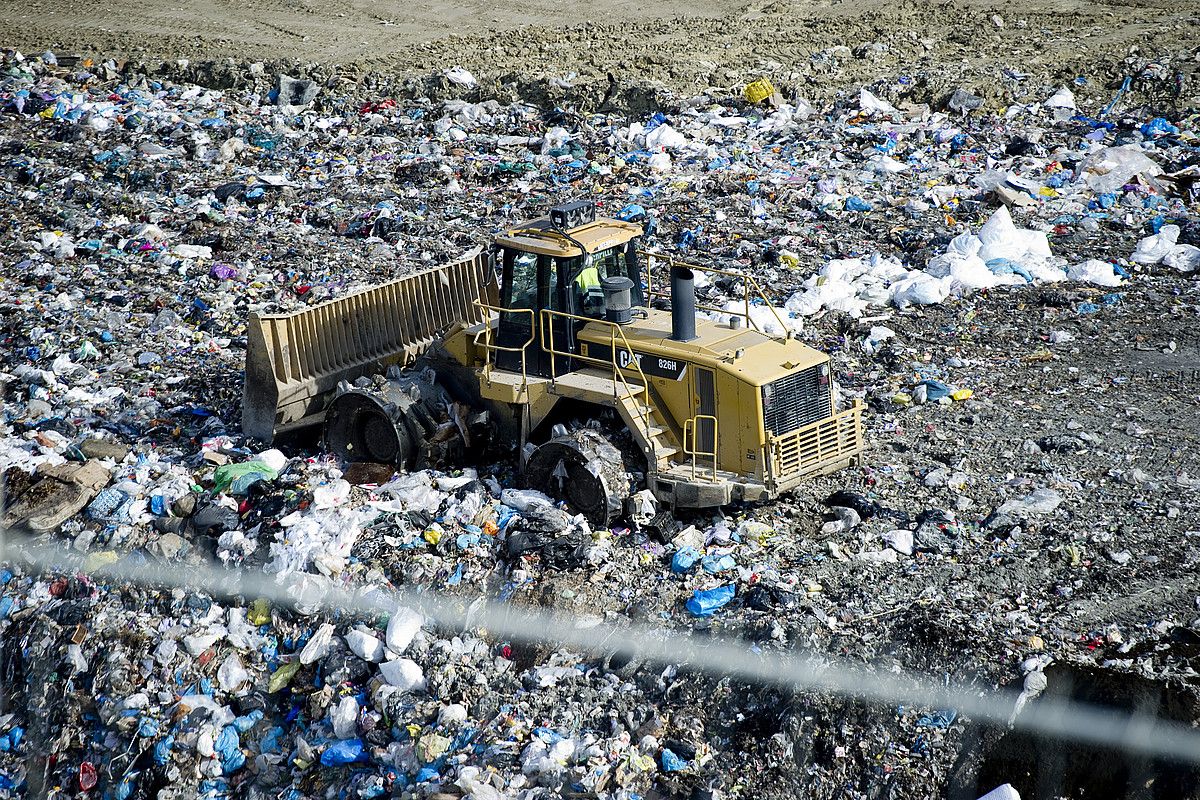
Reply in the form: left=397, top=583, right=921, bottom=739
left=3, top=0, right=1200, bottom=112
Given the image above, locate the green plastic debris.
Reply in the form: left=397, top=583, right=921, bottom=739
left=212, top=460, right=278, bottom=495
left=268, top=659, right=302, bottom=693
left=248, top=598, right=271, bottom=627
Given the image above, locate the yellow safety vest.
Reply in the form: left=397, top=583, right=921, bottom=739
left=574, top=265, right=601, bottom=291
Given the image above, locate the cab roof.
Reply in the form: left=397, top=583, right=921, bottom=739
left=494, top=217, right=642, bottom=258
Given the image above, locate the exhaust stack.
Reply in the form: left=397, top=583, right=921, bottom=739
left=670, top=265, right=697, bottom=342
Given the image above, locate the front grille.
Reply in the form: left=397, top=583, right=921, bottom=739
left=763, top=365, right=831, bottom=435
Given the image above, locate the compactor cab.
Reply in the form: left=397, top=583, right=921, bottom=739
left=242, top=200, right=864, bottom=524
left=489, top=201, right=645, bottom=378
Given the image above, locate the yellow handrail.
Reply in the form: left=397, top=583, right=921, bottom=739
left=639, top=250, right=792, bottom=340
left=683, top=414, right=719, bottom=483
left=537, top=308, right=653, bottom=443
left=471, top=301, right=535, bottom=394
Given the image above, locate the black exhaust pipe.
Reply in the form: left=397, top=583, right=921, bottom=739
left=670, top=265, right=697, bottom=342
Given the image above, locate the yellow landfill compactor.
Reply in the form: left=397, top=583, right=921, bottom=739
left=243, top=200, right=864, bottom=524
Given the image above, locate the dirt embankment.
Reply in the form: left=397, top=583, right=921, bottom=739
left=3, top=0, right=1200, bottom=114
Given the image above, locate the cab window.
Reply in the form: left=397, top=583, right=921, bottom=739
left=569, top=247, right=625, bottom=318
left=507, top=251, right=538, bottom=313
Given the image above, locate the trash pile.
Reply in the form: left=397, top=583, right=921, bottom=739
left=2, top=46, right=1200, bottom=799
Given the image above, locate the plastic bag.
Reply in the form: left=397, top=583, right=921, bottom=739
left=380, top=658, right=426, bottom=692
left=216, top=653, right=250, bottom=694
left=976, top=784, right=1022, bottom=800
left=686, top=584, right=736, bottom=616
left=1067, top=259, right=1122, bottom=286
left=661, top=748, right=688, bottom=771
left=320, top=738, right=367, bottom=766
left=442, top=66, right=477, bottom=87
left=300, top=622, right=335, bottom=664
left=212, top=460, right=277, bottom=495
left=500, top=488, right=555, bottom=512
left=331, top=695, right=359, bottom=739
left=859, top=88, right=898, bottom=115
left=1164, top=244, right=1200, bottom=273
left=312, top=479, right=351, bottom=508
left=883, top=529, right=914, bottom=556
left=702, top=554, right=736, bottom=573
left=996, top=488, right=1063, bottom=517
left=1044, top=86, right=1076, bottom=110
left=891, top=273, right=950, bottom=309
left=385, top=607, right=423, bottom=654
left=671, top=547, right=700, bottom=573
left=346, top=629, right=385, bottom=662
left=1081, top=145, right=1163, bottom=195
left=645, top=124, right=688, bottom=151
left=1131, top=224, right=1180, bottom=265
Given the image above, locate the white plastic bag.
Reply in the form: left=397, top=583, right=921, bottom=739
left=1081, top=145, right=1163, bottom=195
left=386, top=607, right=424, bottom=654
left=501, top=488, right=555, bottom=512
left=890, top=273, right=950, bottom=308
left=1164, top=244, right=1200, bottom=273
left=1067, top=259, right=1122, bottom=286
left=380, top=658, right=426, bottom=692
left=645, top=124, right=688, bottom=151
left=217, top=653, right=251, bottom=694
left=331, top=695, right=360, bottom=739
left=859, top=88, right=898, bottom=115
left=1131, top=224, right=1180, bottom=265
left=442, top=66, right=477, bottom=87
left=1044, top=87, right=1076, bottom=110
left=300, top=622, right=335, bottom=664
left=346, top=629, right=385, bottom=662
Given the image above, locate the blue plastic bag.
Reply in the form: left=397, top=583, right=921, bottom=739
left=702, top=554, right=736, bottom=574
left=661, top=748, right=688, bottom=772
left=917, top=379, right=952, bottom=402
left=1140, top=117, right=1179, bottom=138
left=845, top=196, right=872, bottom=212
left=214, top=726, right=240, bottom=761
left=260, top=727, right=285, bottom=754
left=616, top=203, right=647, bottom=222
left=917, top=708, right=958, bottom=728
left=221, top=749, right=245, bottom=774
left=671, top=547, right=700, bottom=574
left=985, top=258, right=1032, bottom=283
left=232, top=710, right=263, bottom=733
left=320, top=738, right=367, bottom=766
left=686, top=584, right=736, bottom=617
left=154, top=735, right=175, bottom=765
left=115, top=773, right=137, bottom=800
